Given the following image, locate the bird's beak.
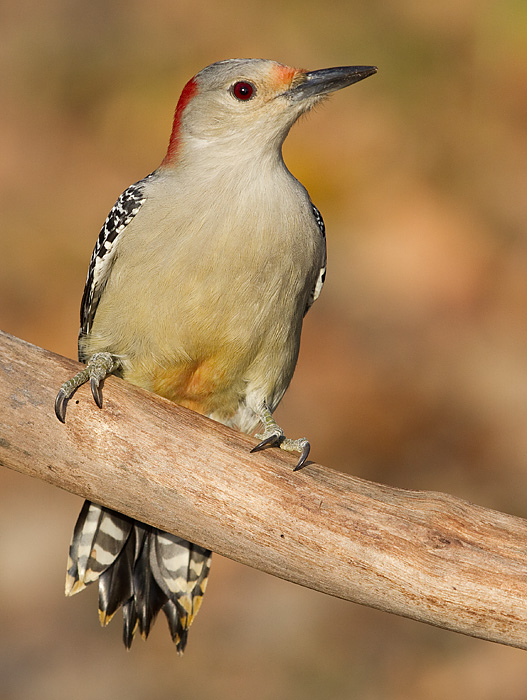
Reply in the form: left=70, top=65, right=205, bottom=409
left=285, top=65, right=377, bottom=101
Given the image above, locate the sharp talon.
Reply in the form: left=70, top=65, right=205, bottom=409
left=55, top=389, right=67, bottom=423
left=91, top=377, right=103, bottom=408
left=293, top=441, right=311, bottom=471
left=54, top=353, right=118, bottom=421
left=250, top=433, right=281, bottom=453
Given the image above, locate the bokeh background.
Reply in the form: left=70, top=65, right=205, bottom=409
left=2, top=1, right=527, bottom=698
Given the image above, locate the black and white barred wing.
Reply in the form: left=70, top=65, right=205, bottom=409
left=79, top=176, right=151, bottom=341
left=304, top=202, right=327, bottom=315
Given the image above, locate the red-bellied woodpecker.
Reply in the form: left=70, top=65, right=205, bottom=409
left=55, top=58, right=377, bottom=651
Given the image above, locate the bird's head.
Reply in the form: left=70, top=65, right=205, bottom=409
left=161, top=59, right=377, bottom=166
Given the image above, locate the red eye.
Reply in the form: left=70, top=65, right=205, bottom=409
left=232, top=81, right=255, bottom=101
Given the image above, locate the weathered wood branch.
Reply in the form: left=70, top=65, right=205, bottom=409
left=1, top=328, right=527, bottom=649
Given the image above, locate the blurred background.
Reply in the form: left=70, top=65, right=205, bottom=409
left=2, top=0, right=527, bottom=698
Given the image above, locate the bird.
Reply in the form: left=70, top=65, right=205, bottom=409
left=54, top=58, right=377, bottom=651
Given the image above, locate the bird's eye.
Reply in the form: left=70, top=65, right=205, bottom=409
left=231, top=81, right=255, bottom=101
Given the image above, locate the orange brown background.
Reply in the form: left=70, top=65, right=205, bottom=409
left=2, top=1, right=527, bottom=698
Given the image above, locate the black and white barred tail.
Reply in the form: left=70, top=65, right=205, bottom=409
left=66, top=501, right=211, bottom=651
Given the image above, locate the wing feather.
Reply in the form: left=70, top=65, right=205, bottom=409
left=304, top=202, right=327, bottom=315
left=79, top=175, right=153, bottom=348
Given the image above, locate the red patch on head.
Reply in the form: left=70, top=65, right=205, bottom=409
left=161, top=77, right=198, bottom=166
left=273, top=64, right=304, bottom=90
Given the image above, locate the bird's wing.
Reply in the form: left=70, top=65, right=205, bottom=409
left=79, top=174, right=153, bottom=345
left=304, top=202, right=327, bottom=316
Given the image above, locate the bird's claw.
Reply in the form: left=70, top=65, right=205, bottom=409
left=250, top=432, right=283, bottom=453
left=54, top=352, right=120, bottom=423
left=90, top=376, right=104, bottom=408
left=251, top=403, right=310, bottom=470
left=251, top=426, right=285, bottom=452
left=293, top=440, right=310, bottom=471
left=54, top=387, right=70, bottom=423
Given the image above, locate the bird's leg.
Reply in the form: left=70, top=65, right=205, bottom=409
left=55, top=352, right=121, bottom=423
left=250, top=402, right=310, bottom=471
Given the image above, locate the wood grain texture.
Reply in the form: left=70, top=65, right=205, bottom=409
left=1, top=329, right=527, bottom=649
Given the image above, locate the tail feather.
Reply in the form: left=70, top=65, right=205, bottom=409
left=98, top=533, right=135, bottom=625
left=66, top=502, right=133, bottom=595
left=122, top=598, right=139, bottom=649
left=162, top=599, right=188, bottom=652
left=66, top=500, right=212, bottom=651
left=151, top=532, right=212, bottom=640
left=132, top=529, right=168, bottom=639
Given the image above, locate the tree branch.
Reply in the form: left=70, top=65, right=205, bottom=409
left=1, top=329, right=527, bottom=649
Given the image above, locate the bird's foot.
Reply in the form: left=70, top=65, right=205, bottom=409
left=250, top=403, right=310, bottom=471
left=55, top=352, right=120, bottom=423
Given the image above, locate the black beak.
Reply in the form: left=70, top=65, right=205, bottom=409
left=286, top=65, right=377, bottom=101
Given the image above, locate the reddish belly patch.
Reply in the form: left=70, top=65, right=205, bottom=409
left=152, top=359, right=224, bottom=415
